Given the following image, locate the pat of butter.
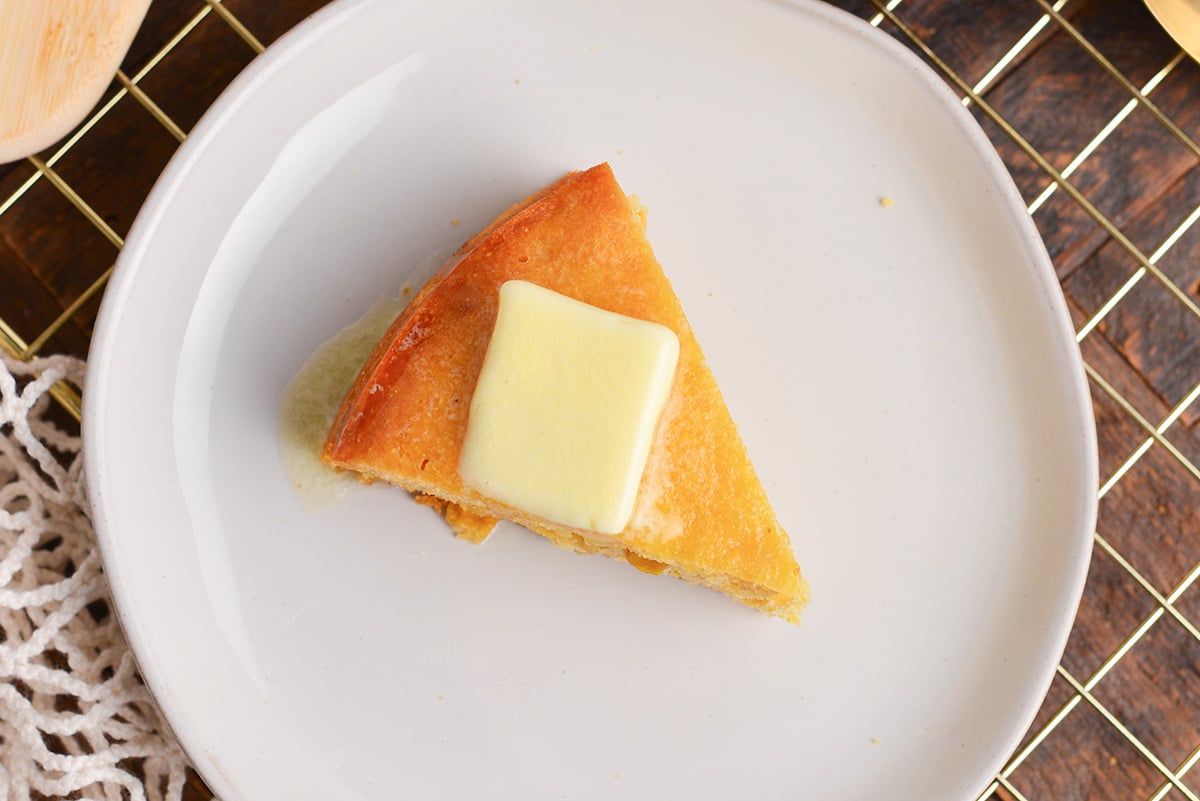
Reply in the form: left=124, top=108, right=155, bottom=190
left=459, top=280, right=680, bottom=534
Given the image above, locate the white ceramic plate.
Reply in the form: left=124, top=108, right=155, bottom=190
left=85, top=1, right=1098, bottom=799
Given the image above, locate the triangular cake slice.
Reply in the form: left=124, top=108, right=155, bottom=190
left=323, top=163, right=809, bottom=622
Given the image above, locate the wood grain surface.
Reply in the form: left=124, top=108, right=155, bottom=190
left=2, top=2, right=1198, bottom=799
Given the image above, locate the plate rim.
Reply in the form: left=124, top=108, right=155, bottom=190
left=83, top=1, right=1100, bottom=799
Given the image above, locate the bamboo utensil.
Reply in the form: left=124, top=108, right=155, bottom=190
left=1144, top=0, right=1200, bottom=62
left=0, top=0, right=152, bottom=163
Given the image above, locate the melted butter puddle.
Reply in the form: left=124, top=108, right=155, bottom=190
left=277, top=293, right=410, bottom=508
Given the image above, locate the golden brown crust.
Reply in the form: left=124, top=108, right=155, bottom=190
left=323, top=163, right=809, bottom=622
left=413, top=494, right=497, bottom=543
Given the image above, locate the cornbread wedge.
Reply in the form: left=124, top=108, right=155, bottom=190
left=323, top=163, right=809, bottom=622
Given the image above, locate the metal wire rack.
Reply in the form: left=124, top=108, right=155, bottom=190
left=2, top=1, right=1198, bottom=798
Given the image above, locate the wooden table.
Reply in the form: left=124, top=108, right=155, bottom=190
left=3, top=2, right=1198, bottom=799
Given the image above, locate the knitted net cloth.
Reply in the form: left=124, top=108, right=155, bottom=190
left=0, top=353, right=191, bottom=801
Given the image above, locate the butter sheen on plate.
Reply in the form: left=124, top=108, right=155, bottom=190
left=459, top=280, right=680, bottom=534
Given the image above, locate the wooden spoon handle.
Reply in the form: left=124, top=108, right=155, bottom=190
left=0, top=0, right=153, bottom=164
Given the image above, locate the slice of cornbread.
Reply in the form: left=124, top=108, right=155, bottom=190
left=322, top=163, right=809, bottom=622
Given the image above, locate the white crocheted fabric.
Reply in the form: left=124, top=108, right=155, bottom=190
left=0, top=354, right=191, bottom=801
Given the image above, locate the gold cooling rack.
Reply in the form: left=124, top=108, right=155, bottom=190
left=2, top=1, right=1199, bottom=799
